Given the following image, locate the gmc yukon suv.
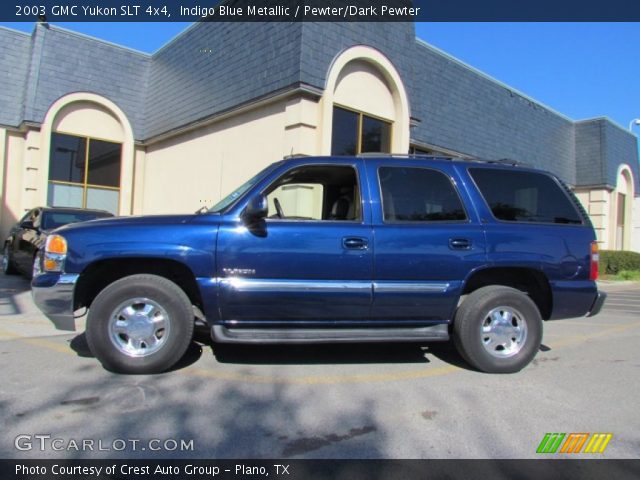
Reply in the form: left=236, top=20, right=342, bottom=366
left=32, top=155, right=606, bottom=374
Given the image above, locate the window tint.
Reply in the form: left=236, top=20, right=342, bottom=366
left=49, top=134, right=87, bottom=184
left=379, top=167, right=467, bottom=222
left=331, top=106, right=391, bottom=155
left=265, top=165, right=361, bottom=221
left=86, top=139, right=121, bottom=187
left=470, top=168, right=582, bottom=224
left=48, top=132, right=122, bottom=215
left=331, top=107, right=359, bottom=155
left=361, top=115, right=391, bottom=153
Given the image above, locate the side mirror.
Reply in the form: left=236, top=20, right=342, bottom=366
left=242, top=195, right=268, bottom=221
left=20, top=220, right=34, bottom=230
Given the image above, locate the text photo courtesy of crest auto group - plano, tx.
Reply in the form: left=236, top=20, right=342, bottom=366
left=0, top=1, right=639, bottom=479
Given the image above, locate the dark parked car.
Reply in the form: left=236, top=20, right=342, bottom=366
left=3, top=207, right=113, bottom=278
left=31, top=155, right=605, bottom=375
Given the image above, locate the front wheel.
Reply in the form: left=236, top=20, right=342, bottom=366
left=453, top=285, right=542, bottom=373
left=86, top=274, right=194, bottom=374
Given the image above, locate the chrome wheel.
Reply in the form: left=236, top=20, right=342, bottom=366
left=108, top=298, right=170, bottom=357
left=481, top=306, right=528, bottom=358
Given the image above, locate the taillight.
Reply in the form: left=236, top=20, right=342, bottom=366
left=590, top=241, right=599, bottom=281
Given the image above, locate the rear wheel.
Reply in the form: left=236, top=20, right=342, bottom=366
left=2, top=244, right=17, bottom=275
left=86, top=274, right=194, bottom=374
left=453, top=285, right=542, bottom=373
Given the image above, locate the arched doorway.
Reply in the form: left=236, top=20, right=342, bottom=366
left=614, top=165, right=634, bottom=250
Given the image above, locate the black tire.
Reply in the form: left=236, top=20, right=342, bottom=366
left=453, top=285, right=542, bottom=373
left=86, top=274, right=194, bottom=374
left=2, top=243, right=18, bottom=275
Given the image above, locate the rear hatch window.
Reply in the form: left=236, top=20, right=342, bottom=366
left=469, top=168, right=583, bottom=225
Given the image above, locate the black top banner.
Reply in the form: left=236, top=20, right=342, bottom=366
left=4, top=0, right=640, bottom=22
left=3, top=459, right=640, bottom=480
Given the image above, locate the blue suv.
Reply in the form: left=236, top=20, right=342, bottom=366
left=32, top=155, right=606, bottom=374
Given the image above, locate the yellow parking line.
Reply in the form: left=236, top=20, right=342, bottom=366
left=23, top=337, right=75, bottom=355
left=558, top=321, right=633, bottom=327
left=180, top=364, right=460, bottom=385
left=0, top=327, right=74, bottom=355
left=549, top=321, right=640, bottom=349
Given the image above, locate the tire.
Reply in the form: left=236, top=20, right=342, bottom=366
left=85, top=274, right=194, bottom=374
left=453, top=285, right=542, bottom=373
left=2, top=244, right=17, bottom=275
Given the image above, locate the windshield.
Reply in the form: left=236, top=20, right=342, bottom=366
left=208, top=165, right=273, bottom=213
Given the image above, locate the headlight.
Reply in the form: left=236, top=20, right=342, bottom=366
left=43, top=234, right=68, bottom=272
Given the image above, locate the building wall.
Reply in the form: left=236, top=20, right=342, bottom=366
left=143, top=98, right=294, bottom=214
left=0, top=23, right=638, bottom=252
left=146, top=22, right=304, bottom=139
left=633, top=197, right=640, bottom=253
left=0, top=28, right=31, bottom=127
left=576, top=119, right=640, bottom=194
left=574, top=188, right=611, bottom=248
left=16, top=24, right=149, bottom=139
left=411, top=41, right=577, bottom=184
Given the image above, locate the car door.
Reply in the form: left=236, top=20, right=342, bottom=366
left=366, top=160, right=487, bottom=322
left=216, top=161, right=373, bottom=325
left=15, top=208, right=41, bottom=273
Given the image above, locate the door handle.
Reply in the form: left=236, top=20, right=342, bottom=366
left=342, top=237, right=368, bottom=250
left=449, top=238, right=472, bottom=250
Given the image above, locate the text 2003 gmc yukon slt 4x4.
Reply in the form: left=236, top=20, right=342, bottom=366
left=32, top=155, right=606, bottom=374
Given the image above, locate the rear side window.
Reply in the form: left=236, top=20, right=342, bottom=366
left=470, top=168, right=582, bottom=224
left=379, top=167, right=467, bottom=222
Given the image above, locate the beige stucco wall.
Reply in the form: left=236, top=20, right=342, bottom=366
left=632, top=196, right=640, bottom=253
left=53, top=102, right=124, bottom=142
left=0, top=127, right=7, bottom=238
left=575, top=178, right=639, bottom=253
left=333, top=60, right=395, bottom=120
left=1, top=131, right=28, bottom=238
left=143, top=98, right=310, bottom=214
left=574, top=188, right=611, bottom=249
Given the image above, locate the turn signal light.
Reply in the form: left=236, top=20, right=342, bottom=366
left=589, top=241, right=599, bottom=281
left=46, top=235, right=67, bottom=255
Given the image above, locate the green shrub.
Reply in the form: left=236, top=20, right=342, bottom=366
left=599, top=250, right=640, bottom=275
left=616, top=270, right=640, bottom=281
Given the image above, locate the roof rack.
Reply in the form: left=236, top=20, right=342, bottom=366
left=356, top=152, right=458, bottom=160
left=350, top=153, right=528, bottom=167
left=481, top=158, right=528, bottom=167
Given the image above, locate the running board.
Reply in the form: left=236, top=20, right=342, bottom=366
left=212, top=324, right=449, bottom=344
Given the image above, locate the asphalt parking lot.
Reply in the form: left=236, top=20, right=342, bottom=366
left=0, top=272, right=638, bottom=459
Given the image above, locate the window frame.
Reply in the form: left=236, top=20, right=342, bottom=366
left=468, top=167, right=585, bottom=226
left=377, top=165, right=470, bottom=225
left=260, top=163, right=365, bottom=224
left=332, top=104, right=393, bottom=155
left=48, top=131, right=122, bottom=214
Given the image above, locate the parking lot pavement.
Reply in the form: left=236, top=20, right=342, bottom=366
left=0, top=272, right=639, bottom=459
left=598, top=282, right=640, bottom=317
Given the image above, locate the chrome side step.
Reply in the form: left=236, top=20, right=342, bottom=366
left=212, top=324, right=449, bottom=344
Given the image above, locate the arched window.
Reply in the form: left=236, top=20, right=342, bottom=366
left=46, top=99, right=125, bottom=215
left=48, top=132, right=121, bottom=214
left=614, top=166, right=634, bottom=250
left=322, top=47, right=410, bottom=155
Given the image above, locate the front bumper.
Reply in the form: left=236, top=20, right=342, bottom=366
left=31, top=273, right=80, bottom=331
left=586, top=290, right=607, bottom=317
